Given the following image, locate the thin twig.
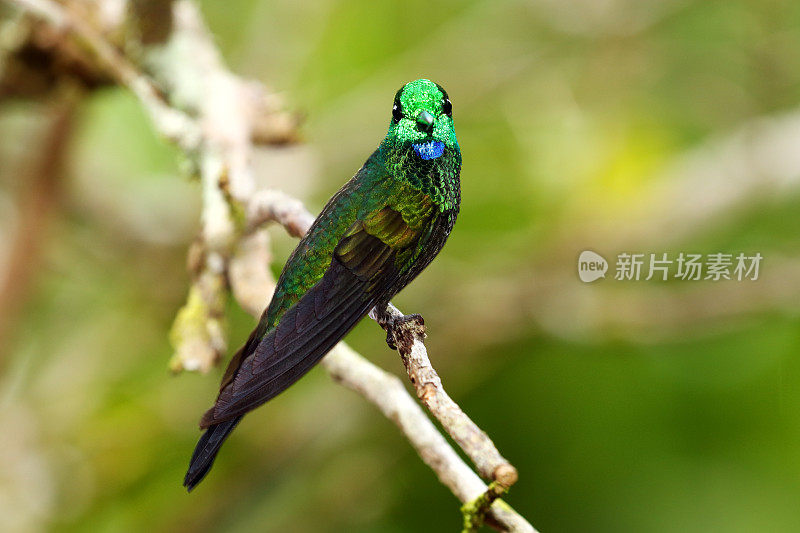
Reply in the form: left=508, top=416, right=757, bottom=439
left=374, top=304, right=519, bottom=489
left=323, top=345, right=534, bottom=533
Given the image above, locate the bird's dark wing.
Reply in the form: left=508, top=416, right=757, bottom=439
left=200, top=207, right=429, bottom=427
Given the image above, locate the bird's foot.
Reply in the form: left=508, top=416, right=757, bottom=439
left=380, top=311, right=425, bottom=352
left=385, top=328, right=397, bottom=351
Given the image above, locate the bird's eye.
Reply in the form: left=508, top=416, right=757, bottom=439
left=442, top=98, right=452, bottom=117
left=392, top=102, right=403, bottom=121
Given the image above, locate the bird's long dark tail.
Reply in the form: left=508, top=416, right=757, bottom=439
left=184, top=416, right=243, bottom=491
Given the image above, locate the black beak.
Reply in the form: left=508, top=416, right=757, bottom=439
left=416, top=110, right=435, bottom=133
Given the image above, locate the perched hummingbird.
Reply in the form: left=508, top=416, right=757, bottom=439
left=184, top=79, right=461, bottom=490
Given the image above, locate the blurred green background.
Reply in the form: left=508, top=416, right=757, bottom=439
left=2, top=0, right=800, bottom=531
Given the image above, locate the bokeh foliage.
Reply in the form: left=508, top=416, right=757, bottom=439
left=2, top=0, right=800, bottom=531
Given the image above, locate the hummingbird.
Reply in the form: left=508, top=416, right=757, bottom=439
left=184, top=79, right=461, bottom=490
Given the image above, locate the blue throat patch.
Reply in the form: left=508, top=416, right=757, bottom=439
left=413, top=141, right=445, bottom=160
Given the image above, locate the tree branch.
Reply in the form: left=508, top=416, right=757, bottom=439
left=373, top=304, right=518, bottom=489
left=322, top=345, right=534, bottom=533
